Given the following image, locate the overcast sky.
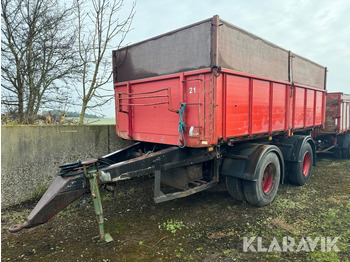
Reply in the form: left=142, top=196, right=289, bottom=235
left=103, top=0, right=350, bottom=116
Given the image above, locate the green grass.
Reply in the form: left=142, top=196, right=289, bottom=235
left=65, top=117, right=115, bottom=125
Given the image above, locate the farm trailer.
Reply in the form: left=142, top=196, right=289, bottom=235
left=10, top=15, right=329, bottom=243
left=315, top=92, right=350, bottom=158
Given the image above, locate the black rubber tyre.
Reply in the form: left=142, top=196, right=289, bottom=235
left=242, top=152, right=280, bottom=207
left=225, top=176, right=245, bottom=201
left=341, top=132, right=350, bottom=159
left=289, top=142, right=313, bottom=186
left=334, top=148, right=342, bottom=159
left=342, top=146, right=350, bottom=159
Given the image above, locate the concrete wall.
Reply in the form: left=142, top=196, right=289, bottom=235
left=1, top=125, right=131, bottom=208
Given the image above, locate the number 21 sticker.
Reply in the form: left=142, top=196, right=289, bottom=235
left=189, top=87, right=196, bottom=94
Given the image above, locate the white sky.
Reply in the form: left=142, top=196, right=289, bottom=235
left=102, top=0, right=350, bottom=117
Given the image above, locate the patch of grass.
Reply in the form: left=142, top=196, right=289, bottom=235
left=264, top=252, right=281, bottom=259
left=6, top=209, right=31, bottom=224
left=158, top=219, right=186, bottom=234
left=31, top=185, right=48, bottom=200
left=275, top=197, right=306, bottom=211
left=193, top=232, right=202, bottom=240
left=308, top=251, right=342, bottom=262
left=65, top=117, right=115, bottom=125
left=57, top=202, right=79, bottom=217
left=102, top=192, right=113, bottom=201
left=222, top=249, right=231, bottom=255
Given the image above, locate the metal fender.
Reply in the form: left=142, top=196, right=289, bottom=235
left=276, top=135, right=316, bottom=165
left=221, top=143, right=285, bottom=183
left=273, top=135, right=315, bottom=183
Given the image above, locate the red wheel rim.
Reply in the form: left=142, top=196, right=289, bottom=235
left=262, top=163, right=274, bottom=195
left=302, top=152, right=311, bottom=176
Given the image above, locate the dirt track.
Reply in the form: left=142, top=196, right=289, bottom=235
left=1, top=157, right=349, bottom=261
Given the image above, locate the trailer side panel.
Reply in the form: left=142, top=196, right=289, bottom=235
left=115, top=69, right=326, bottom=147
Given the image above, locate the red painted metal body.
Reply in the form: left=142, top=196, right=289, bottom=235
left=317, top=92, right=350, bottom=135
left=115, top=68, right=326, bottom=147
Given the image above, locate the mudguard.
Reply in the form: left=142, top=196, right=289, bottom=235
left=221, top=143, right=285, bottom=183
left=276, top=135, right=316, bottom=164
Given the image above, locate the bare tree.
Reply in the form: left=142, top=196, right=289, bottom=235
left=1, top=0, right=80, bottom=123
left=75, top=0, right=135, bottom=124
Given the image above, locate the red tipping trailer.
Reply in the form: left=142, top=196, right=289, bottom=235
left=114, top=16, right=327, bottom=148
left=315, top=92, right=350, bottom=158
left=10, top=15, right=330, bottom=243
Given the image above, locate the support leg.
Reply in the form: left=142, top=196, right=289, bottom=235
left=83, top=159, right=113, bottom=244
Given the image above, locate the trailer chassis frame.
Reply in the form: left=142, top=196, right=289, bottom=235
left=9, top=142, right=220, bottom=238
